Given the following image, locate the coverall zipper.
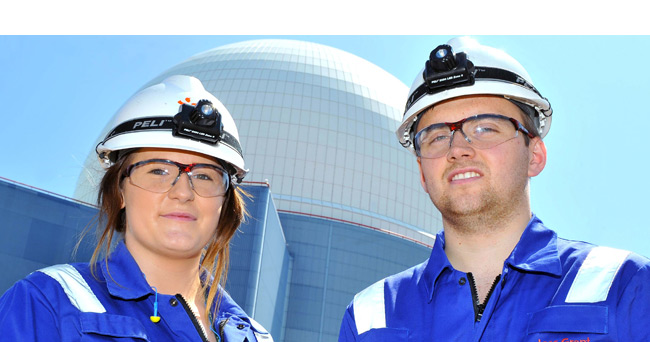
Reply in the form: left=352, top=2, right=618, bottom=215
left=466, top=273, right=501, bottom=322
left=177, top=294, right=211, bottom=342
left=218, top=318, right=230, bottom=342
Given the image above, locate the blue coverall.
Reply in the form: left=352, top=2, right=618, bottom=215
left=0, top=241, right=272, bottom=341
left=339, top=215, right=650, bottom=341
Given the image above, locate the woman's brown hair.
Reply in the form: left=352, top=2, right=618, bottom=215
left=86, top=149, right=248, bottom=323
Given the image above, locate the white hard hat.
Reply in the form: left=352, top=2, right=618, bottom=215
left=96, top=75, right=248, bottom=181
left=397, top=37, right=552, bottom=154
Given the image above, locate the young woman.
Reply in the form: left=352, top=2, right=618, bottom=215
left=0, top=75, right=272, bottom=342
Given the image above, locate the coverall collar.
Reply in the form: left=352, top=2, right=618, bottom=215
left=216, top=289, right=271, bottom=339
left=505, top=214, right=563, bottom=276
left=418, top=232, right=452, bottom=303
left=101, top=240, right=154, bottom=300
left=419, top=213, right=563, bottom=302
left=99, top=241, right=269, bottom=337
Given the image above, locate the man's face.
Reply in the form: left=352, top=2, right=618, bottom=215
left=416, top=95, right=546, bottom=225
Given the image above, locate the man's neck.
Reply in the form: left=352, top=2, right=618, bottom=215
left=442, top=208, right=532, bottom=300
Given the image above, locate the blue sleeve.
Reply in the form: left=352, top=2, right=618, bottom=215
left=0, top=277, right=60, bottom=341
left=338, top=303, right=358, bottom=342
left=616, top=263, right=650, bottom=339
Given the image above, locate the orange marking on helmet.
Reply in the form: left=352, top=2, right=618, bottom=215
left=185, top=97, right=191, bottom=103
left=178, top=100, right=183, bottom=105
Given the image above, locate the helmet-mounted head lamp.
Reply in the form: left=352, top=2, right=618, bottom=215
left=406, top=44, right=476, bottom=112
left=173, top=99, right=224, bottom=144
left=423, top=44, right=475, bottom=94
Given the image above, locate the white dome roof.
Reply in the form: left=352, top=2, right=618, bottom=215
left=75, top=39, right=440, bottom=244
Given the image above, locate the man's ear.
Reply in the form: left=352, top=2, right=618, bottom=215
left=528, top=137, right=547, bottom=177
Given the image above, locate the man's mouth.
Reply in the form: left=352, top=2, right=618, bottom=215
left=451, top=171, right=481, bottom=181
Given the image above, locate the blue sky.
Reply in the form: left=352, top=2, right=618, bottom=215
left=1, top=35, right=649, bottom=257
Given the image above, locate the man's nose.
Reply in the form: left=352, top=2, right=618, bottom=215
left=446, top=130, right=475, bottom=160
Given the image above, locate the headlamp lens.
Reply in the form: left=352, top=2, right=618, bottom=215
left=200, top=103, right=214, bottom=116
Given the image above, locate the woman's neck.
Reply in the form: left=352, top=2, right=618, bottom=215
left=125, top=241, right=204, bottom=298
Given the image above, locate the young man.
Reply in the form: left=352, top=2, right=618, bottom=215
left=339, top=37, right=650, bottom=341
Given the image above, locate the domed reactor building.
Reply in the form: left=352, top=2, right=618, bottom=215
left=73, top=40, right=440, bottom=341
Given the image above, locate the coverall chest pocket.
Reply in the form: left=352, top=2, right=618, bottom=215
left=527, top=305, right=610, bottom=342
left=79, top=312, right=149, bottom=341
left=358, top=328, right=409, bottom=342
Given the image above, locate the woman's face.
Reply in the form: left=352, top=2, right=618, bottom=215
left=120, top=148, right=226, bottom=261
